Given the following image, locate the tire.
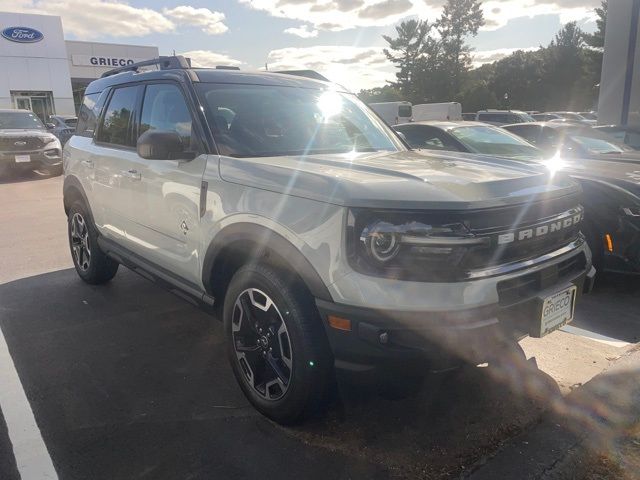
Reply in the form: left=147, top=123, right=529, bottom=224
left=67, top=201, right=119, bottom=284
left=223, top=263, right=334, bottom=424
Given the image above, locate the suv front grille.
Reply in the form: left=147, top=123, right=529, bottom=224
left=463, top=196, right=584, bottom=271
left=0, top=136, right=45, bottom=152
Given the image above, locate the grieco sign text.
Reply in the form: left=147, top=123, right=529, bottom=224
left=71, top=55, right=149, bottom=68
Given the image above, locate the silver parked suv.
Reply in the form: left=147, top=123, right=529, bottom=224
left=63, top=57, right=595, bottom=424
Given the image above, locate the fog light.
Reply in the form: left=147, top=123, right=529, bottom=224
left=328, top=315, right=351, bottom=331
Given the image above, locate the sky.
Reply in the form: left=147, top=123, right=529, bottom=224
left=0, top=0, right=601, bottom=91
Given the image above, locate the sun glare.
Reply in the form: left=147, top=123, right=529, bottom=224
left=317, top=91, right=342, bottom=121
left=540, top=152, right=568, bottom=177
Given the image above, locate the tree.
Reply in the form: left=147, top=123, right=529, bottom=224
left=438, top=0, right=484, bottom=97
left=383, top=20, right=434, bottom=102
left=357, top=85, right=404, bottom=103
left=543, top=22, right=590, bottom=109
left=584, top=0, right=608, bottom=50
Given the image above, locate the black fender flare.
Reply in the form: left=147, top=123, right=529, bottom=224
left=202, top=223, right=333, bottom=302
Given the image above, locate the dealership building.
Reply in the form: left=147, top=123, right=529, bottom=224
left=0, top=11, right=158, bottom=121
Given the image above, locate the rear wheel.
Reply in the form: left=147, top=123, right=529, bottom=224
left=67, top=201, right=119, bottom=284
left=224, top=263, right=334, bottom=424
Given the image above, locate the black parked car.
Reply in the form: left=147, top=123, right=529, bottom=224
left=594, top=125, right=640, bottom=150
left=394, top=120, right=640, bottom=276
left=0, top=109, right=63, bottom=177
left=47, top=115, right=77, bottom=145
left=502, top=122, right=640, bottom=163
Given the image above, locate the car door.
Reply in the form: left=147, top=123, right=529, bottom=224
left=124, top=82, right=208, bottom=284
left=91, top=85, right=143, bottom=244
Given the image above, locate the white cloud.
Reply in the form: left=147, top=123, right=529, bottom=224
left=240, top=0, right=600, bottom=32
left=284, top=25, right=319, bottom=38
left=471, top=47, right=538, bottom=67
left=266, top=45, right=393, bottom=90
left=0, top=1, right=229, bottom=39
left=0, top=0, right=174, bottom=38
left=181, top=50, right=243, bottom=68
left=163, top=6, right=228, bottom=35
left=481, top=0, right=600, bottom=30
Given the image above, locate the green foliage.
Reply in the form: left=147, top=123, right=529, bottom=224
left=357, top=85, right=404, bottom=103
left=382, top=2, right=606, bottom=112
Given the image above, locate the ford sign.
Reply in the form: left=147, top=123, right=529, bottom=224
left=1, top=27, right=44, bottom=43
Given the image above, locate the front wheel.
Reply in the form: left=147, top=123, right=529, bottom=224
left=223, top=263, right=334, bottom=424
left=67, top=202, right=119, bottom=284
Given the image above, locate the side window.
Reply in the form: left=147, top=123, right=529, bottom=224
left=97, top=86, right=139, bottom=146
left=76, top=92, right=107, bottom=138
left=396, top=126, right=459, bottom=151
left=507, top=125, right=539, bottom=144
left=539, top=128, right=560, bottom=148
left=140, top=83, right=193, bottom=147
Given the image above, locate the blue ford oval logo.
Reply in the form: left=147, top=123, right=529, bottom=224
left=1, top=27, right=44, bottom=43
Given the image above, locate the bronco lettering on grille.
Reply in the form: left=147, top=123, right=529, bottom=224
left=497, top=210, right=583, bottom=245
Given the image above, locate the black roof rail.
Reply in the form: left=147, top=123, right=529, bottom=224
left=215, top=65, right=241, bottom=70
left=275, top=70, right=329, bottom=82
left=101, top=55, right=191, bottom=78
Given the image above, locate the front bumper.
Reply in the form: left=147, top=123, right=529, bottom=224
left=0, top=149, right=62, bottom=169
left=318, top=243, right=596, bottom=374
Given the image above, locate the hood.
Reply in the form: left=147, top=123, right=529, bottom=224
left=559, top=157, right=640, bottom=196
left=588, top=151, right=640, bottom=164
left=0, top=129, right=52, bottom=137
left=219, top=149, right=579, bottom=209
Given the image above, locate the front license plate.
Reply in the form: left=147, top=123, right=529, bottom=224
left=539, top=285, right=577, bottom=337
left=15, top=155, right=30, bottom=163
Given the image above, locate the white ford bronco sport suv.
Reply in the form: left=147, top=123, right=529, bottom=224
left=64, top=57, right=595, bottom=424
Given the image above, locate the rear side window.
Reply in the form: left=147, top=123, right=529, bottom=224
left=76, top=93, right=106, bottom=137
left=140, top=83, right=193, bottom=147
left=97, top=86, right=139, bottom=147
left=398, top=105, right=412, bottom=118
left=395, top=125, right=459, bottom=151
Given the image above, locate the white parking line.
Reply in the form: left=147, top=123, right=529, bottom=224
left=0, top=328, right=58, bottom=479
left=561, top=325, right=631, bottom=348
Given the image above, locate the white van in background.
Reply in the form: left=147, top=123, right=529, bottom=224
left=369, top=101, right=412, bottom=125
left=412, top=102, right=462, bottom=121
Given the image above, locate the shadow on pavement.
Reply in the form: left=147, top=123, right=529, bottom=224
left=1, top=266, right=622, bottom=479
left=0, top=169, right=59, bottom=185
left=0, top=268, right=385, bottom=480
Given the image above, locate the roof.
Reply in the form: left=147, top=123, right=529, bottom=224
left=395, top=120, right=492, bottom=130
left=86, top=66, right=343, bottom=95
left=502, top=121, right=585, bottom=130
left=0, top=109, right=31, bottom=113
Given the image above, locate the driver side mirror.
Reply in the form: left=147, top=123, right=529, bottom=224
left=46, top=123, right=56, bottom=129
left=136, top=130, right=195, bottom=160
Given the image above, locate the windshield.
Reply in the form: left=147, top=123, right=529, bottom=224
left=566, top=128, right=631, bottom=154
left=556, top=112, right=584, bottom=121
left=196, top=83, right=403, bottom=158
left=450, top=125, right=543, bottom=160
left=0, top=111, right=45, bottom=130
left=519, top=113, right=536, bottom=122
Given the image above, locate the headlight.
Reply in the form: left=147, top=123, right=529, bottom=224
left=348, top=209, right=489, bottom=280
left=42, top=135, right=58, bottom=145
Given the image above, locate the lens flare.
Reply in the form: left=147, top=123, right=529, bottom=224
left=317, top=91, right=342, bottom=121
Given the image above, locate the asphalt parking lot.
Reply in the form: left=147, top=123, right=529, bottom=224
left=0, top=172, right=638, bottom=480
